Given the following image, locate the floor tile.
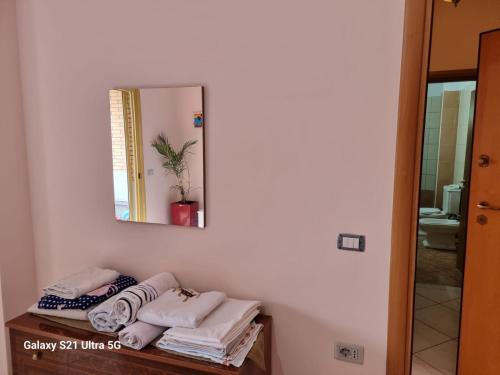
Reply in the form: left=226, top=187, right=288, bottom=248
left=415, top=305, right=460, bottom=338
left=415, top=294, right=438, bottom=310
left=415, top=283, right=461, bottom=303
left=411, top=356, right=445, bottom=375
left=415, top=340, right=458, bottom=375
left=412, top=321, right=450, bottom=353
left=442, top=298, right=461, bottom=312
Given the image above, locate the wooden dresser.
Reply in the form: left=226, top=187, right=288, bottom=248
left=6, top=313, right=271, bottom=375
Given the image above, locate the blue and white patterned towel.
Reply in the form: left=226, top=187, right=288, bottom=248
left=38, top=275, right=137, bottom=310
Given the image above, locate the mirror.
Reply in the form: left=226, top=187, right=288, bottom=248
left=411, top=81, right=476, bottom=374
left=108, top=86, right=205, bottom=227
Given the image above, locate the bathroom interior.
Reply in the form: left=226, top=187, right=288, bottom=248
left=411, top=80, right=476, bottom=375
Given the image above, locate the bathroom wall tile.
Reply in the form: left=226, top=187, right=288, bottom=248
left=442, top=91, right=460, bottom=109
left=430, top=96, right=443, bottom=113
left=427, top=160, right=437, bottom=175
left=428, top=129, right=439, bottom=145
left=455, top=144, right=466, bottom=160
left=422, top=147, right=429, bottom=161
left=427, top=175, right=436, bottom=190
left=420, top=174, right=427, bottom=190
left=453, top=161, right=465, bottom=183
left=428, top=145, right=438, bottom=159
left=429, top=113, right=441, bottom=129
left=456, top=122, right=468, bottom=145
left=439, top=141, right=455, bottom=157
left=441, top=110, right=458, bottom=130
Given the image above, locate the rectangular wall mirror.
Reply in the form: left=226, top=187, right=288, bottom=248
left=108, top=86, right=205, bottom=227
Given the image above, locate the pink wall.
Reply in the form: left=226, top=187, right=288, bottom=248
left=15, top=1, right=404, bottom=374
left=0, top=0, right=38, bottom=373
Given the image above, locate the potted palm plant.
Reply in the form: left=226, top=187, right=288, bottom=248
left=151, top=134, right=199, bottom=226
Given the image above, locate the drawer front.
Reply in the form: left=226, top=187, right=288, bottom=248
left=67, top=350, right=201, bottom=375
left=10, top=329, right=215, bottom=375
left=13, top=352, right=67, bottom=375
left=11, top=331, right=68, bottom=374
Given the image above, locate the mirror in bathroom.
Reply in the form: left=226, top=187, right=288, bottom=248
left=411, top=81, right=476, bottom=374
left=108, top=86, right=205, bottom=227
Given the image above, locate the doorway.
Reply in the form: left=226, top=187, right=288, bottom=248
left=387, top=1, right=500, bottom=374
left=411, top=80, right=476, bottom=375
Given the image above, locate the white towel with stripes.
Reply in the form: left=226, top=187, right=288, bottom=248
left=112, top=272, right=179, bottom=326
left=88, top=294, right=122, bottom=332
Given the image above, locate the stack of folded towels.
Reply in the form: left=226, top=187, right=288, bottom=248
left=119, top=287, right=262, bottom=367
left=28, top=267, right=137, bottom=320
left=154, top=297, right=262, bottom=367
left=27, top=267, right=262, bottom=368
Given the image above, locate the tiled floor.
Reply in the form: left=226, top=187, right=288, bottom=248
left=411, top=283, right=461, bottom=375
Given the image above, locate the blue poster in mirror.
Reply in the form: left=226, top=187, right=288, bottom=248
left=193, top=112, right=203, bottom=128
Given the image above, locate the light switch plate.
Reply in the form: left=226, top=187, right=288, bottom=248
left=337, top=234, right=365, bottom=252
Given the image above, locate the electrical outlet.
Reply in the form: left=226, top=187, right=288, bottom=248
left=334, top=342, right=364, bottom=365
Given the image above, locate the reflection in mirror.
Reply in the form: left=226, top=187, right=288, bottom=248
left=109, top=87, right=205, bottom=227
left=411, top=81, right=476, bottom=374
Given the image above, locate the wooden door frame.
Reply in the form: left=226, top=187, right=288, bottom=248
left=386, top=0, right=434, bottom=374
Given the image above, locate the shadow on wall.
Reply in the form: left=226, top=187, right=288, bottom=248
left=0, top=275, right=12, bottom=375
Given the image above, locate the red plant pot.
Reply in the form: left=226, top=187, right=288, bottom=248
left=170, top=201, right=199, bottom=227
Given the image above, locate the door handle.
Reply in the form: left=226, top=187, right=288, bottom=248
left=477, top=201, right=500, bottom=211
left=478, top=154, right=490, bottom=167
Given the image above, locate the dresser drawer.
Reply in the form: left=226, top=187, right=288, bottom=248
left=67, top=349, right=201, bottom=375
left=6, top=313, right=272, bottom=375
left=12, top=352, right=67, bottom=375
left=11, top=332, right=68, bottom=374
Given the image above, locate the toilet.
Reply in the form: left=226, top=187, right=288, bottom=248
left=419, top=207, right=447, bottom=219
left=419, top=218, right=460, bottom=250
left=419, top=184, right=462, bottom=250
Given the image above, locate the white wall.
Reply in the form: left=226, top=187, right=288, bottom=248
left=0, top=0, right=38, bottom=373
left=15, top=1, right=405, bottom=374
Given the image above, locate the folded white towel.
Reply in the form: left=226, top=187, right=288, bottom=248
left=28, top=304, right=90, bottom=321
left=137, top=288, right=226, bottom=328
left=157, top=322, right=263, bottom=367
left=113, top=272, right=179, bottom=326
left=42, top=267, right=120, bottom=299
left=88, top=294, right=122, bottom=332
left=163, top=298, right=261, bottom=349
left=118, top=321, right=164, bottom=350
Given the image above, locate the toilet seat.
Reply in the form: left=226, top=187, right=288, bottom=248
left=420, top=207, right=441, bottom=215
left=419, top=207, right=447, bottom=219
